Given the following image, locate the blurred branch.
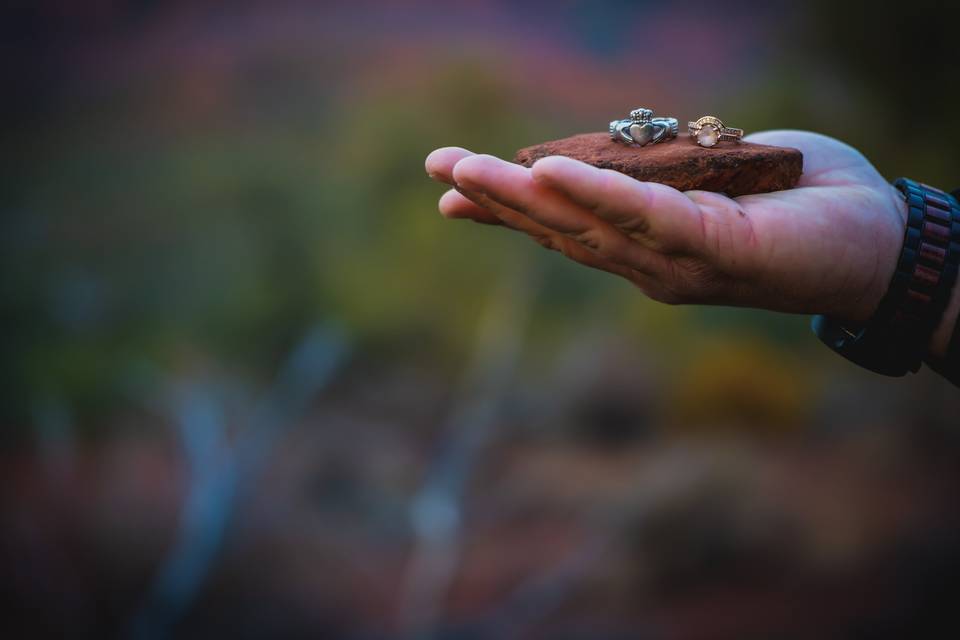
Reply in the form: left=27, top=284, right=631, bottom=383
left=129, top=324, right=348, bottom=640
left=32, top=395, right=76, bottom=483
left=474, top=448, right=723, bottom=639
left=479, top=532, right=613, bottom=640
left=397, top=266, right=538, bottom=639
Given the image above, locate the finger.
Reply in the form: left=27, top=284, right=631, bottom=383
left=457, top=189, right=682, bottom=303
left=456, top=187, right=647, bottom=284
left=438, top=188, right=503, bottom=225
left=426, top=147, right=475, bottom=185
left=530, top=155, right=705, bottom=254
left=452, top=154, right=667, bottom=275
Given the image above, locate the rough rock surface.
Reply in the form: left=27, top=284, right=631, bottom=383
left=514, top=133, right=803, bottom=197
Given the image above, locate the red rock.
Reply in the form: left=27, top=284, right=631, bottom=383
left=514, top=132, right=803, bottom=197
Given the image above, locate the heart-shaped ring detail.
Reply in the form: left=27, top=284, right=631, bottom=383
left=610, top=116, right=679, bottom=146
left=628, top=122, right=655, bottom=145
left=610, top=107, right=678, bottom=147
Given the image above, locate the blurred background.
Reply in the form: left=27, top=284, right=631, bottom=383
left=3, top=1, right=960, bottom=638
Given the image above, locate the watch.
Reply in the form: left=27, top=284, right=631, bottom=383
left=812, top=178, right=960, bottom=376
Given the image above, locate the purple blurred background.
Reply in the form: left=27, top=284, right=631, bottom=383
left=2, top=1, right=960, bottom=638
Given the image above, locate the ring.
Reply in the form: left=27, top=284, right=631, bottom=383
left=688, top=116, right=744, bottom=147
left=609, top=107, right=679, bottom=146
left=610, top=117, right=679, bottom=146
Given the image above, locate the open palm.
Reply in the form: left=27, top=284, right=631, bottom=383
left=426, top=130, right=907, bottom=325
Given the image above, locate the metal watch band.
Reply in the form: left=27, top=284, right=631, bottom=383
left=812, top=178, right=960, bottom=376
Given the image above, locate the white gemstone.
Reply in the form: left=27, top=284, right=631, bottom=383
left=629, top=122, right=654, bottom=145
left=697, top=125, right=719, bottom=147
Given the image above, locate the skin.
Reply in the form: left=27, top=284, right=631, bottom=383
left=426, top=131, right=960, bottom=360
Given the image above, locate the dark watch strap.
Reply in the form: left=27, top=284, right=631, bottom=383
left=888, top=179, right=960, bottom=342
left=812, top=178, right=960, bottom=376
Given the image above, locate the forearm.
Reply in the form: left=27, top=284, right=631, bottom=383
left=928, top=279, right=960, bottom=360
left=924, top=187, right=960, bottom=384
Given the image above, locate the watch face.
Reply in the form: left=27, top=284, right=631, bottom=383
left=811, top=315, right=913, bottom=377
left=812, top=314, right=849, bottom=350
left=840, top=325, right=861, bottom=340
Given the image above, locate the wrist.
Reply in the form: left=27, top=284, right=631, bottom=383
left=812, top=178, right=960, bottom=376
left=839, top=183, right=910, bottom=326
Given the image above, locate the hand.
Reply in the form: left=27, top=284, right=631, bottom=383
left=425, top=131, right=908, bottom=326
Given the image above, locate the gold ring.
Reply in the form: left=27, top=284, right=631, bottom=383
left=688, top=116, right=744, bottom=148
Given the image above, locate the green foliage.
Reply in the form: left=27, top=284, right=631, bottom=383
left=5, top=11, right=956, bottom=426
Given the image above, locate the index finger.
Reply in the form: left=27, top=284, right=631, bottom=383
left=530, top=155, right=705, bottom=253
left=426, top=147, right=475, bottom=185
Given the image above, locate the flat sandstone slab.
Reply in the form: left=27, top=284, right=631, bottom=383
left=515, top=133, right=802, bottom=197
